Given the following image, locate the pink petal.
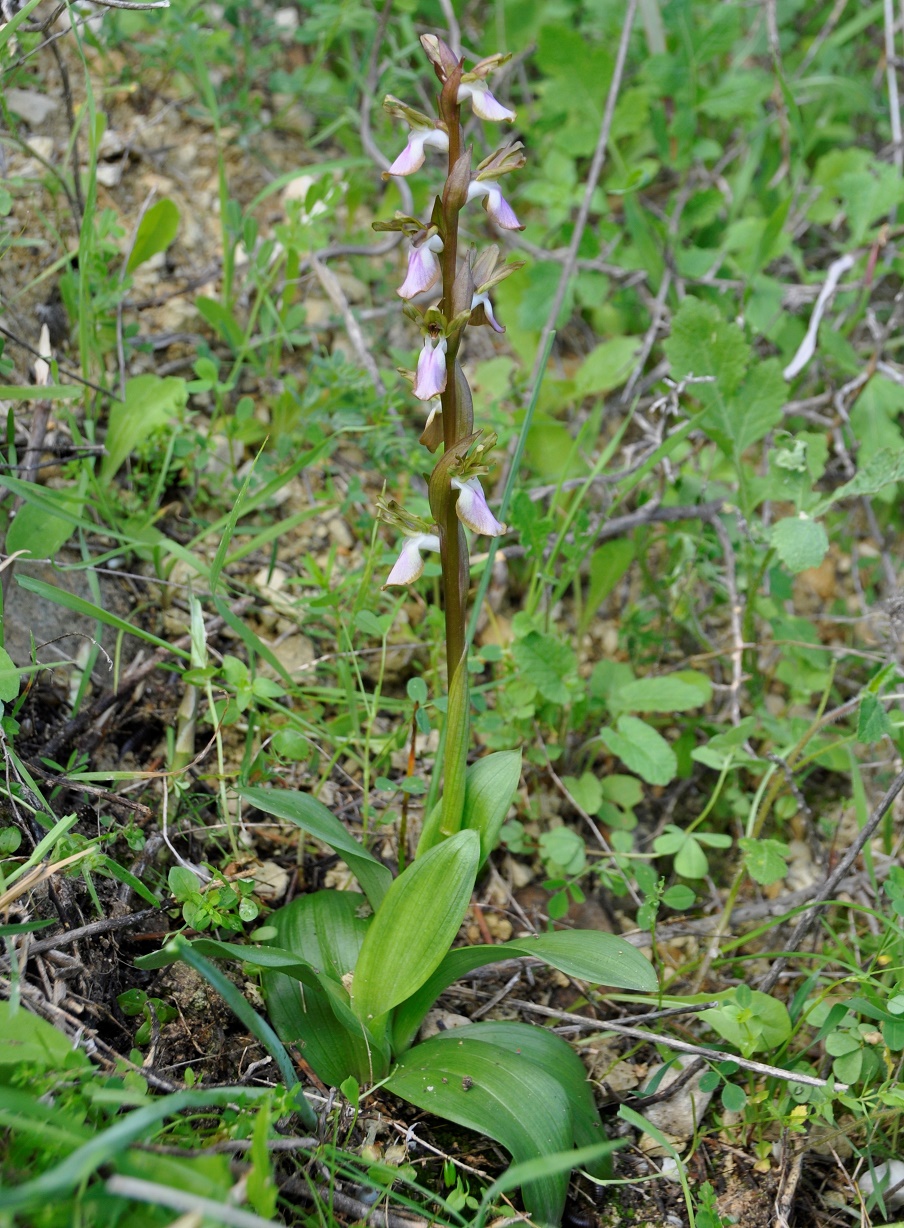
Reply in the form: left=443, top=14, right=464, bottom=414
left=388, top=132, right=428, bottom=176
left=397, top=245, right=441, bottom=299
left=484, top=186, right=523, bottom=231
left=458, top=81, right=515, bottom=123
left=413, top=337, right=447, bottom=401
left=383, top=534, right=440, bottom=588
left=452, top=478, right=506, bottom=536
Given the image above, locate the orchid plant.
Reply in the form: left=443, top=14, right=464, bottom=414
left=138, top=35, right=657, bottom=1226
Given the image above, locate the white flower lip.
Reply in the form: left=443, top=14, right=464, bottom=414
left=387, top=127, right=450, bottom=177
left=413, top=335, right=448, bottom=401
left=451, top=477, right=506, bottom=536
left=457, top=80, right=515, bottom=123
left=466, top=180, right=523, bottom=231
left=383, top=533, right=441, bottom=588
left=470, top=290, right=504, bottom=332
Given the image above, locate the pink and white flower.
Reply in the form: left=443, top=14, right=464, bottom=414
left=469, top=291, right=504, bottom=332
left=466, top=180, right=523, bottom=231
left=452, top=477, right=506, bottom=536
left=383, top=533, right=441, bottom=588
left=388, top=125, right=450, bottom=177
left=457, top=79, right=515, bottom=123
left=413, top=335, right=447, bottom=400
left=398, top=232, right=444, bottom=299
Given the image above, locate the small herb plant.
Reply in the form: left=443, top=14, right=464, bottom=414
left=138, top=34, right=658, bottom=1226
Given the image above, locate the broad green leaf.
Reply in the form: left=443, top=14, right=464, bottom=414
left=857, top=693, right=893, bottom=744
left=100, top=375, right=188, bottom=480
left=561, top=771, right=603, bottom=815
left=447, top=1021, right=611, bottom=1175
left=612, top=671, right=712, bottom=714
left=0, top=647, right=20, bottom=702
left=573, top=337, right=639, bottom=396
left=126, top=197, right=180, bottom=271
left=352, top=830, right=479, bottom=1026
left=238, top=786, right=392, bottom=911
left=392, top=928, right=656, bottom=1052
left=598, top=715, right=677, bottom=785
left=387, top=1032, right=574, bottom=1226
left=418, top=749, right=522, bottom=861
left=196, top=295, right=244, bottom=351
left=701, top=990, right=790, bottom=1056
left=674, top=834, right=710, bottom=879
left=663, top=296, right=749, bottom=397
left=738, top=837, right=791, bottom=886
left=701, top=359, right=786, bottom=457
left=770, top=516, right=829, bottom=573
left=6, top=488, right=84, bottom=559
left=512, top=630, right=576, bottom=705
left=579, top=539, right=634, bottom=636
left=262, top=896, right=379, bottom=1085
left=0, top=999, right=90, bottom=1072
left=825, top=446, right=904, bottom=507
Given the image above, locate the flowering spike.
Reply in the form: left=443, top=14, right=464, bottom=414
left=466, top=181, right=523, bottom=231
left=452, top=477, right=506, bottom=536
left=413, top=334, right=448, bottom=400
left=383, top=533, right=441, bottom=588
left=398, top=233, right=444, bottom=299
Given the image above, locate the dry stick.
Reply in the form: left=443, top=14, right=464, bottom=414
left=472, top=995, right=843, bottom=1092
left=310, top=254, right=386, bottom=394
left=708, top=513, right=744, bottom=728
left=524, top=0, right=638, bottom=399
left=884, top=0, right=904, bottom=179
left=26, top=906, right=162, bottom=956
left=281, top=1180, right=428, bottom=1228
left=757, top=763, right=904, bottom=995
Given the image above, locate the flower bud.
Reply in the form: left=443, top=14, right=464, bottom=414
left=413, top=334, right=448, bottom=401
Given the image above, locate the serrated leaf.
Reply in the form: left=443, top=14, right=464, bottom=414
left=701, top=358, right=786, bottom=457
left=512, top=631, right=576, bottom=705
left=770, top=516, right=829, bottom=573
left=738, top=837, right=791, bottom=886
left=613, top=671, right=712, bottom=714
left=598, top=715, right=677, bottom=785
left=664, top=296, right=749, bottom=397
left=238, top=786, right=392, bottom=911
left=126, top=197, right=180, bottom=272
left=827, top=447, right=904, bottom=506
left=352, top=831, right=479, bottom=1026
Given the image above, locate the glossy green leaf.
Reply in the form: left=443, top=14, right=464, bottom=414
left=389, top=1021, right=613, bottom=1224
left=126, top=197, right=180, bottom=271
left=262, top=891, right=381, bottom=1085
left=418, top=749, right=522, bottom=863
left=392, top=928, right=656, bottom=1051
left=238, top=786, right=392, bottom=910
left=353, top=830, right=479, bottom=1026
left=598, top=715, right=678, bottom=785
left=388, top=1033, right=574, bottom=1225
